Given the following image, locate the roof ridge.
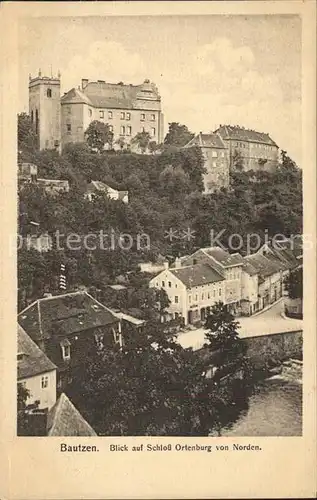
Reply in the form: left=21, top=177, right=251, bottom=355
left=47, top=393, right=65, bottom=435
left=39, top=290, right=83, bottom=302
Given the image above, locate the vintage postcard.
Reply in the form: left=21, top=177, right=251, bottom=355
left=1, top=1, right=316, bottom=499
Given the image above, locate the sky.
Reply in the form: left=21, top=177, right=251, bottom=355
left=19, top=15, right=301, bottom=164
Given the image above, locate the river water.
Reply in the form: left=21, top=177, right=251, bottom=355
left=220, top=377, right=302, bottom=436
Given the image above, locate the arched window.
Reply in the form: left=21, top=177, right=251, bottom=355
left=47, top=88, right=52, bottom=98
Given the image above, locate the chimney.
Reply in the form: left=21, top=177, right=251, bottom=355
left=81, top=79, right=89, bottom=90
left=163, top=261, right=169, bottom=270
left=175, top=257, right=181, bottom=268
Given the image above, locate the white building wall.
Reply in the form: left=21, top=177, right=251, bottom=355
left=19, top=370, right=56, bottom=410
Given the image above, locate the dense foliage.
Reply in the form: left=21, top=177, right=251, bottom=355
left=17, top=113, right=302, bottom=311
left=284, top=267, right=303, bottom=300
left=67, top=302, right=250, bottom=436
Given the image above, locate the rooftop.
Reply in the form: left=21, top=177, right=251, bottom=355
left=201, top=247, right=244, bottom=268
left=215, top=125, right=278, bottom=147
left=18, top=291, right=119, bottom=342
left=183, top=132, right=227, bottom=149
left=47, top=393, right=97, bottom=436
left=244, top=253, right=283, bottom=278
left=170, top=262, right=224, bottom=288
left=17, top=325, right=56, bottom=380
left=62, top=79, right=161, bottom=111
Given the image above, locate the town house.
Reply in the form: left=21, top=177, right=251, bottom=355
left=149, top=261, right=225, bottom=325
left=18, top=291, right=122, bottom=390
left=18, top=325, right=57, bottom=411
left=180, top=247, right=244, bottom=315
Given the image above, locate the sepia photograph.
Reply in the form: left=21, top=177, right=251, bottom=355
left=16, top=12, right=305, bottom=439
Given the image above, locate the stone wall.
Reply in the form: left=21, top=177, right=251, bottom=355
left=196, top=330, right=303, bottom=370
left=243, top=330, right=302, bottom=369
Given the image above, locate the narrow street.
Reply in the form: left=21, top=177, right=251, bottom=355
left=177, top=299, right=303, bottom=350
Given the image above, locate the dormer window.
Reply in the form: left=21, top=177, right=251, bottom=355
left=112, top=328, right=121, bottom=345
left=60, top=339, right=71, bottom=360
left=47, top=88, right=52, bottom=98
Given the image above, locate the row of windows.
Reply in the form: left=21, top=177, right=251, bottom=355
left=158, top=281, right=178, bottom=288
left=235, top=141, right=275, bottom=151
left=66, top=123, right=156, bottom=137
left=227, top=270, right=240, bottom=280
left=189, top=289, right=222, bottom=303
left=97, top=110, right=156, bottom=122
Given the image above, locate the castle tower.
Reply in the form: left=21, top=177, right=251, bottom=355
left=29, top=70, right=61, bottom=151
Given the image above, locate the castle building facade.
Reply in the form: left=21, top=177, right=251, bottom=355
left=183, top=132, right=230, bottom=193
left=29, top=71, right=164, bottom=151
left=215, top=125, right=279, bottom=171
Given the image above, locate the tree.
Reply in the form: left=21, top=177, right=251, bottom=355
left=148, top=140, right=158, bottom=154
left=204, top=302, right=252, bottom=434
left=163, top=122, right=194, bottom=148
left=85, top=121, right=114, bottom=153
left=231, top=149, right=244, bottom=171
left=131, top=131, right=151, bottom=154
left=284, top=268, right=303, bottom=299
left=115, top=137, right=126, bottom=151
left=18, top=112, right=38, bottom=156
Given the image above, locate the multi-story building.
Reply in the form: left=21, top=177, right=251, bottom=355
left=149, top=260, right=225, bottom=325
left=214, top=125, right=279, bottom=171
left=183, top=132, right=229, bottom=193
left=29, top=71, right=164, bottom=152
left=61, top=78, right=163, bottom=150
left=180, top=247, right=245, bottom=315
left=18, top=291, right=122, bottom=390
left=18, top=325, right=57, bottom=410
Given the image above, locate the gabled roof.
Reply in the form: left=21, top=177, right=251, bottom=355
left=17, top=325, right=56, bottom=380
left=244, top=253, right=283, bottom=278
left=215, top=125, right=278, bottom=147
left=47, top=393, right=97, bottom=436
left=242, top=259, right=258, bottom=276
left=73, top=80, right=161, bottom=111
left=169, top=262, right=224, bottom=288
left=201, top=247, right=244, bottom=268
left=183, top=132, right=226, bottom=149
left=61, top=87, right=92, bottom=105
left=18, top=291, right=119, bottom=342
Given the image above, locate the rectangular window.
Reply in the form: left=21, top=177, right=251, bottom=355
left=188, top=295, right=192, bottom=303
left=208, top=292, right=210, bottom=299
left=126, top=112, right=131, bottom=120
left=212, top=151, right=218, bottom=158
left=41, top=376, right=49, bottom=388
left=66, top=124, right=71, bottom=133
left=61, top=342, right=71, bottom=360
left=213, top=289, right=216, bottom=297
left=141, top=113, right=146, bottom=121
left=221, top=151, right=225, bottom=157
left=120, top=112, right=125, bottom=120
left=175, top=296, right=179, bottom=304
left=99, top=110, right=104, bottom=119
left=168, top=281, right=172, bottom=288
left=151, top=127, right=156, bottom=137
left=219, top=289, right=222, bottom=296
left=195, top=294, right=198, bottom=301
left=120, top=125, right=125, bottom=135
left=162, top=281, right=165, bottom=287
left=108, top=111, right=113, bottom=119
left=109, top=125, right=113, bottom=132
left=47, top=88, right=52, bottom=98
left=151, top=114, right=156, bottom=121
left=127, top=126, right=132, bottom=136
left=201, top=293, right=204, bottom=300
